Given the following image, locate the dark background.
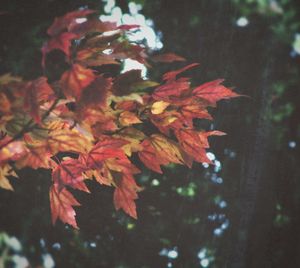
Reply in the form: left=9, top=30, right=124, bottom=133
left=0, top=0, right=300, bottom=267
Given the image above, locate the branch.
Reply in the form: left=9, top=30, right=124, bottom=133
left=0, top=98, right=60, bottom=150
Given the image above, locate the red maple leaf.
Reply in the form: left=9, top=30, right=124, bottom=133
left=52, top=158, right=89, bottom=193
left=41, top=32, right=78, bottom=67
left=193, top=79, right=239, bottom=106
left=47, top=9, right=96, bottom=36
left=49, top=184, right=81, bottom=228
left=60, top=64, right=96, bottom=100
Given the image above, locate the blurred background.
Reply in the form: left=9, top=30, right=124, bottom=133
left=0, top=0, right=300, bottom=267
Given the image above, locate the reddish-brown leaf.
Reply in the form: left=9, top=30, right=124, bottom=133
left=49, top=184, right=81, bottom=228
left=138, top=139, right=168, bottom=173
left=79, top=75, right=112, bottom=108
left=112, top=41, right=148, bottom=65
left=152, top=78, right=190, bottom=101
left=163, top=63, right=199, bottom=81
left=113, top=70, right=143, bottom=96
left=15, top=143, right=52, bottom=169
left=151, top=53, right=186, bottom=63
left=52, top=158, right=89, bottom=192
left=85, top=137, right=129, bottom=169
left=23, top=77, right=54, bottom=123
left=175, top=129, right=212, bottom=164
left=42, top=32, right=78, bottom=67
left=193, top=79, right=239, bottom=106
left=118, top=24, right=140, bottom=31
left=47, top=9, right=96, bottom=36
left=76, top=48, right=119, bottom=67
left=60, top=64, right=96, bottom=100
left=198, top=130, right=226, bottom=148
left=113, top=174, right=139, bottom=219
left=119, top=111, right=142, bottom=126
left=69, top=18, right=117, bottom=36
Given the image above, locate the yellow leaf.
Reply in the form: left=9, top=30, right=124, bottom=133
left=0, top=164, right=17, bottom=191
left=151, top=101, right=170, bottom=115
left=150, top=134, right=185, bottom=164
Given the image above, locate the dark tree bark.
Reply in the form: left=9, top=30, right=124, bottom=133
left=228, top=38, right=277, bottom=268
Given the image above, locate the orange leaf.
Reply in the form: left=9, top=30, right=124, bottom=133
left=119, top=111, right=142, bottom=126
left=113, top=174, right=139, bottom=219
left=85, top=137, right=128, bottom=169
left=60, top=64, right=96, bottom=100
left=0, top=164, right=17, bottom=191
left=52, top=158, right=89, bottom=193
left=175, top=129, right=212, bottom=164
left=49, top=185, right=80, bottom=228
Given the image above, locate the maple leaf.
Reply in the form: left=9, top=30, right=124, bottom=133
left=84, top=137, right=129, bottom=170
left=175, top=129, right=212, bottom=164
left=151, top=53, right=186, bottom=63
left=79, top=76, right=112, bottom=108
left=112, top=41, right=148, bottom=65
left=49, top=184, right=81, bottom=228
left=0, top=164, right=17, bottom=191
left=60, top=64, right=96, bottom=100
left=47, top=9, right=96, bottom=36
left=138, top=134, right=190, bottom=173
left=0, top=92, right=11, bottom=114
left=15, top=143, right=52, bottom=169
left=193, top=79, right=239, bottom=106
left=138, top=139, right=168, bottom=173
left=105, top=157, right=140, bottom=176
left=115, top=100, right=137, bottom=111
left=76, top=48, right=119, bottom=67
left=42, top=32, right=78, bottom=67
left=0, top=138, right=26, bottom=163
left=113, top=127, right=145, bottom=156
left=23, top=77, right=54, bottom=123
left=152, top=78, right=191, bottom=101
left=118, top=24, right=140, bottom=31
left=47, top=128, right=93, bottom=154
left=163, top=63, right=199, bottom=81
left=179, top=100, right=213, bottom=127
left=113, top=70, right=143, bottom=96
left=150, top=134, right=187, bottom=165
left=52, top=158, right=89, bottom=192
left=151, top=101, right=170, bottom=115
left=113, top=174, right=140, bottom=219
left=119, top=111, right=142, bottom=127
left=198, top=130, right=226, bottom=148
left=69, top=18, right=117, bottom=37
